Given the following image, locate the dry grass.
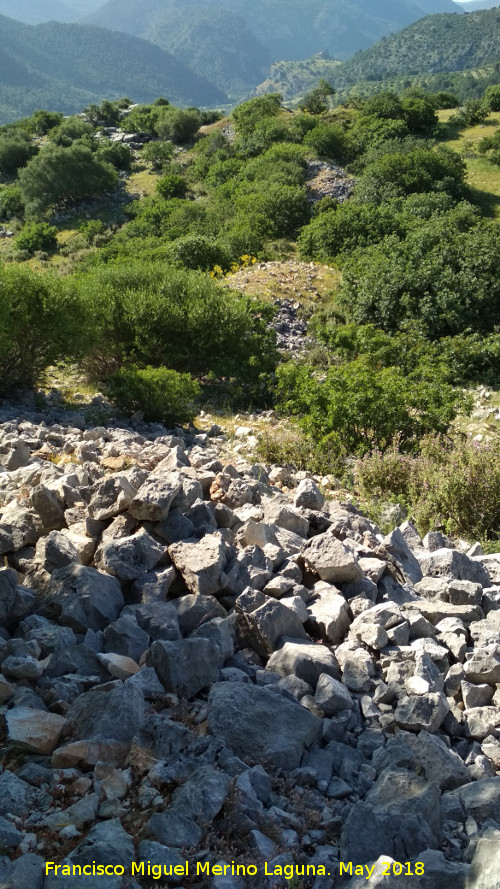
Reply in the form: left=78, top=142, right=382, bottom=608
left=223, top=259, right=341, bottom=308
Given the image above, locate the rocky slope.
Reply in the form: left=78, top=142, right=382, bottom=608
left=0, top=396, right=499, bottom=888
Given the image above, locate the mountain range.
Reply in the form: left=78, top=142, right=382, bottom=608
left=0, top=14, right=227, bottom=125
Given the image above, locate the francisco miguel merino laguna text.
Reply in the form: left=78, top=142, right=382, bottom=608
left=45, top=860, right=426, bottom=879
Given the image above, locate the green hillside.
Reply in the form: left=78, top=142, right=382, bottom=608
left=0, top=15, right=227, bottom=124
left=330, top=7, right=500, bottom=88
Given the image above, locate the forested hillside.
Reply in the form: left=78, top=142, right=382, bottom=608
left=0, top=15, right=226, bottom=124
left=85, top=0, right=463, bottom=96
left=331, top=7, right=500, bottom=88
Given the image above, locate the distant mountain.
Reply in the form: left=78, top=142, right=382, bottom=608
left=85, top=0, right=463, bottom=96
left=0, top=14, right=227, bottom=125
left=329, top=7, right=500, bottom=88
left=0, top=0, right=103, bottom=23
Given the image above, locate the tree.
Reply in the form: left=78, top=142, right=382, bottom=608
left=232, top=94, right=283, bottom=136
left=339, top=221, right=500, bottom=339
left=48, top=117, right=94, bottom=147
left=18, top=143, right=117, bottom=216
left=300, top=79, right=335, bottom=115
left=0, top=133, right=37, bottom=177
left=156, top=174, right=187, bottom=200
left=29, top=110, right=63, bottom=136
left=155, top=107, right=202, bottom=144
left=15, top=222, right=57, bottom=255
left=483, top=85, right=500, bottom=112
left=354, top=146, right=466, bottom=205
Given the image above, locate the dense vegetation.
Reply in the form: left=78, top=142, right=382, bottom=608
left=1, top=81, right=499, bottom=543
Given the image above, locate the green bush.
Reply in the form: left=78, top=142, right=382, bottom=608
left=96, top=142, right=132, bottom=171
left=15, top=222, right=58, bottom=254
left=339, top=219, right=500, bottom=338
left=48, top=117, right=94, bottom=147
left=18, top=143, right=118, bottom=216
left=155, top=107, right=202, bottom=143
left=483, top=85, right=500, bottom=112
left=451, top=99, right=489, bottom=127
left=105, top=365, right=200, bottom=426
left=232, top=94, right=283, bottom=136
left=0, top=133, right=37, bottom=176
left=303, top=123, right=349, bottom=161
left=79, top=219, right=107, bottom=246
left=299, top=79, right=335, bottom=115
left=275, top=355, right=462, bottom=457
left=165, top=235, right=230, bottom=271
left=141, top=141, right=174, bottom=170
left=0, top=265, right=87, bottom=393
left=157, top=174, right=187, bottom=200
left=75, top=262, right=277, bottom=384
left=0, top=185, right=25, bottom=221
left=354, top=146, right=466, bottom=204
left=355, top=434, right=500, bottom=543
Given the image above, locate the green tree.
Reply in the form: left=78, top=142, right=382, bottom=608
left=0, top=133, right=37, bottom=177
left=29, top=110, right=64, bottom=136
left=0, top=265, right=87, bottom=393
left=157, top=174, right=187, bottom=200
left=155, top=107, right=202, bottom=143
left=141, top=141, right=174, bottom=170
left=300, top=79, right=336, bottom=115
left=15, top=222, right=57, bottom=255
left=18, top=143, right=117, bottom=216
left=48, top=117, right=94, bottom=147
left=483, top=85, right=500, bottom=112
left=339, top=221, right=500, bottom=339
left=0, top=185, right=25, bottom=220
left=232, top=94, right=283, bottom=136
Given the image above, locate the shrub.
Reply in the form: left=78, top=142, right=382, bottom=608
left=0, top=133, right=37, bottom=176
left=79, top=219, right=107, bottom=246
left=141, top=141, right=174, bottom=170
left=48, top=117, right=94, bottom=147
left=15, top=222, right=58, bottom=254
left=75, top=262, right=277, bottom=383
left=483, top=85, right=500, bottom=112
left=355, top=434, right=500, bottom=543
left=105, top=365, right=200, bottom=426
left=165, top=235, right=230, bottom=271
left=275, top=355, right=462, bottom=457
left=157, top=174, right=187, bottom=200
left=28, top=110, right=64, bottom=135
left=155, top=107, right=202, bottom=143
left=0, top=185, right=24, bottom=220
left=303, top=123, right=349, bottom=161
left=232, top=94, right=283, bottom=136
left=451, top=99, right=489, bottom=127
left=18, top=143, right=117, bottom=216
left=354, top=146, right=466, bottom=204
left=431, top=92, right=460, bottom=110
left=0, top=265, right=87, bottom=393
left=96, top=142, right=132, bottom=171
left=299, top=79, right=335, bottom=115
left=339, top=220, right=500, bottom=338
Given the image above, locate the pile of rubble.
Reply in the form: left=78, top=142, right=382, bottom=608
left=305, top=162, right=356, bottom=205
left=0, top=407, right=499, bottom=888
